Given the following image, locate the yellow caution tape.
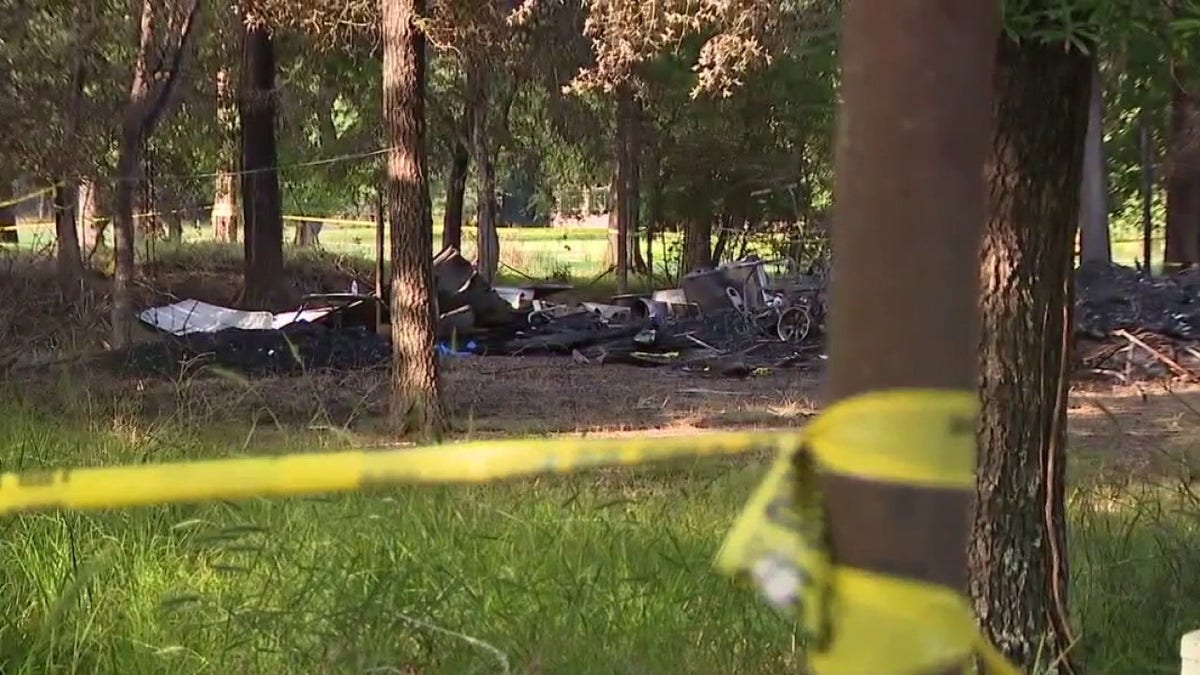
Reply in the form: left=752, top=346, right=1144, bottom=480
left=0, top=431, right=772, bottom=515
left=715, top=389, right=1020, bottom=675
left=0, top=185, right=55, bottom=211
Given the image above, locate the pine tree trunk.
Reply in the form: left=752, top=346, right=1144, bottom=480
left=442, top=135, right=469, bottom=250
left=1078, top=63, right=1110, bottom=265
left=1165, top=63, right=1200, bottom=271
left=240, top=24, right=286, bottom=309
left=971, top=35, right=1090, bottom=673
left=382, top=0, right=445, bottom=438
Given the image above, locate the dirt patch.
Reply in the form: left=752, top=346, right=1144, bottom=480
left=12, top=356, right=819, bottom=438
left=1068, top=382, right=1200, bottom=480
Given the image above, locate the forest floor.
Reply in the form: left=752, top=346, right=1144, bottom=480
left=0, top=246, right=1197, bottom=674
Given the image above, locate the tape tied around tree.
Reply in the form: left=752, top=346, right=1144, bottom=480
left=714, top=389, right=1020, bottom=675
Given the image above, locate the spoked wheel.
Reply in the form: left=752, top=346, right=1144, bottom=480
left=776, top=306, right=812, bottom=343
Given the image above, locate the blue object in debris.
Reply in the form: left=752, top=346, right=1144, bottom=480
left=436, top=340, right=478, bottom=357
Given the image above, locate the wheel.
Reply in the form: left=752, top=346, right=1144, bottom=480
left=776, top=306, right=812, bottom=343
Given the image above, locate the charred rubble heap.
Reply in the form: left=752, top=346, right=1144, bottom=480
left=119, top=248, right=828, bottom=378
left=1076, top=261, right=1200, bottom=380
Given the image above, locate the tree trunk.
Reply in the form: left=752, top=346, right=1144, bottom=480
left=467, top=61, right=499, bottom=282
left=79, top=180, right=105, bottom=260
left=382, top=0, right=445, bottom=438
left=55, top=46, right=87, bottom=292
left=442, top=134, right=469, bottom=250
left=53, top=183, right=83, bottom=295
left=712, top=214, right=733, bottom=263
left=682, top=219, right=712, bottom=273
left=971, top=35, right=1090, bottom=673
left=0, top=205, right=15, bottom=245
left=112, top=137, right=139, bottom=349
left=1141, top=114, right=1155, bottom=272
left=1165, top=63, right=1200, bottom=271
left=613, top=91, right=630, bottom=293
left=626, top=92, right=645, bottom=274
left=111, top=0, right=157, bottom=351
left=111, top=0, right=199, bottom=349
left=1078, top=62, right=1110, bottom=265
left=292, top=220, right=323, bottom=247
left=213, top=59, right=240, bottom=242
left=826, top=1, right=999, bottom=673
left=646, top=148, right=665, bottom=280
left=240, top=24, right=286, bottom=309
left=165, top=210, right=183, bottom=244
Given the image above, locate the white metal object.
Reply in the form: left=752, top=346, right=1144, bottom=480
left=1182, top=630, right=1200, bottom=675
left=138, top=299, right=334, bottom=336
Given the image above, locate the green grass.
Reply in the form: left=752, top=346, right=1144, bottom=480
left=0, top=400, right=1199, bottom=674
left=0, top=402, right=803, bottom=674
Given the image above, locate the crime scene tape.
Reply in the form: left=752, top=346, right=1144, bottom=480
left=0, top=431, right=773, bottom=515
left=0, top=186, right=56, bottom=232
left=715, top=388, right=1020, bottom=675
left=0, top=185, right=55, bottom=211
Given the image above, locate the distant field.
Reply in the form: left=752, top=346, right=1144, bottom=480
left=5, top=217, right=1167, bottom=281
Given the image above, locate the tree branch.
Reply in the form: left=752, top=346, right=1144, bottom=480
left=141, top=0, right=201, bottom=140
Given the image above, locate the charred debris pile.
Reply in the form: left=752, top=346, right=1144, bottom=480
left=120, top=247, right=828, bottom=378
left=1076, top=261, right=1200, bottom=382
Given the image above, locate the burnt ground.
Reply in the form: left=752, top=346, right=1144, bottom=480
left=10, top=352, right=1199, bottom=486
left=3, top=250, right=1199, bottom=485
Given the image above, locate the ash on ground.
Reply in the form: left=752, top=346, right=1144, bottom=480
left=1077, top=261, right=1200, bottom=382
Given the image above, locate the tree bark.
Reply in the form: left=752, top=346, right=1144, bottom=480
left=292, top=220, right=322, bottom=247
left=239, top=23, right=286, bottom=310
left=1078, top=62, right=1110, bottom=265
left=1141, top=114, right=1155, bottom=272
left=971, top=35, right=1090, bottom=673
left=79, top=180, right=105, bottom=260
left=827, top=2, right=998, bottom=674
left=212, top=67, right=240, bottom=244
left=111, top=0, right=158, bottom=350
left=442, top=134, right=469, bottom=251
left=467, top=61, right=499, bottom=282
left=613, top=92, right=630, bottom=292
left=682, top=219, right=712, bottom=273
left=626, top=92, right=645, bottom=274
left=53, top=184, right=83, bottom=295
left=55, top=45, right=87, bottom=293
left=382, top=0, right=445, bottom=438
left=111, top=0, right=199, bottom=349
left=164, top=210, right=183, bottom=244
left=1165, top=63, right=1200, bottom=271
left=113, top=136, right=140, bottom=349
